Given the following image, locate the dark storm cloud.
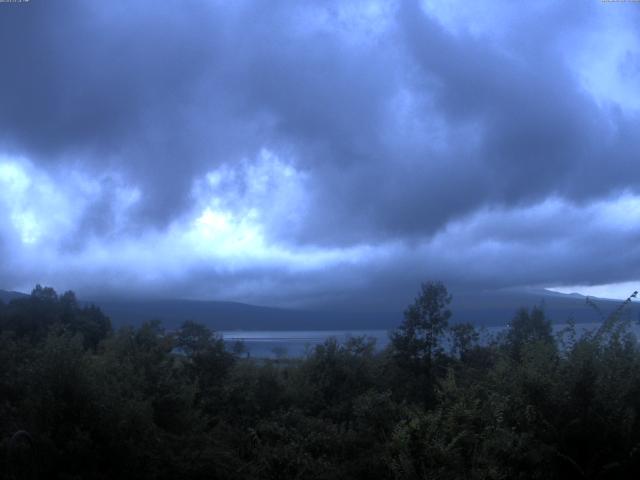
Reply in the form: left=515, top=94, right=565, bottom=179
left=295, top=0, right=640, bottom=244
left=401, top=0, right=639, bottom=202
left=0, top=0, right=221, bottom=224
left=1, top=0, right=404, bottom=235
left=1, top=0, right=639, bottom=303
left=3, top=0, right=637, bottom=243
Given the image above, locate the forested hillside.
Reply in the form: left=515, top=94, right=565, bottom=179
left=2, top=283, right=640, bottom=479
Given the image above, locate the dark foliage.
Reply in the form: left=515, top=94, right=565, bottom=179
left=1, top=285, right=640, bottom=479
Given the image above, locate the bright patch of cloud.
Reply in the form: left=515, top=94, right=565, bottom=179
left=572, top=12, right=640, bottom=111
left=299, top=0, right=396, bottom=43
left=0, top=156, right=141, bottom=248
left=420, top=0, right=538, bottom=39
left=0, top=157, right=75, bottom=245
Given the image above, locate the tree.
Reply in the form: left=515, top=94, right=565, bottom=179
left=449, top=322, right=479, bottom=360
left=390, top=281, right=452, bottom=374
left=175, top=320, right=216, bottom=357
left=175, top=320, right=235, bottom=410
left=505, top=306, right=553, bottom=360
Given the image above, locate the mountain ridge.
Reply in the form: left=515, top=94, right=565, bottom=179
left=1, top=287, right=637, bottom=331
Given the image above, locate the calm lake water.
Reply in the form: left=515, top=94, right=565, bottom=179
left=221, top=322, right=640, bottom=358
left=221, top=330, right=391, bottom=358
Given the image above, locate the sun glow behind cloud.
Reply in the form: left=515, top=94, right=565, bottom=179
left=180, top=150, right=378, bottom=272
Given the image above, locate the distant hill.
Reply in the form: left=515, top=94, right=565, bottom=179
left=0, top=289, right=28, bottom=303
left=449, top=288, right=639, bottom=327
left=2, top=287, right=638, bottom=331
left=88, top=288, right=640, bottom=331
left=83, top=298, right=401, bottom=331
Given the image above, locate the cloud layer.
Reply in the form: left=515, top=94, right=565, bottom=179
left=1, top=0, right=639, bottom=308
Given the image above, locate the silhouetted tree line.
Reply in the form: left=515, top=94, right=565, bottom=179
left=1, top=283, right=640, bottom=479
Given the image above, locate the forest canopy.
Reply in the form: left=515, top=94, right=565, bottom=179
left=1, top=283, right=640, bottom=479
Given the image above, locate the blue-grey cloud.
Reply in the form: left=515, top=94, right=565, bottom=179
left=0, top=0, right=639, bottom=306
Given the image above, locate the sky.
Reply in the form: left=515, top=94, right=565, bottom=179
left=0, top=0, right=639, bottom=310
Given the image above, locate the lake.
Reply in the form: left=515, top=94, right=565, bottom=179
left=221, top=329, right=391, bottom=358
left=221, top=321, right=640, bottom=358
